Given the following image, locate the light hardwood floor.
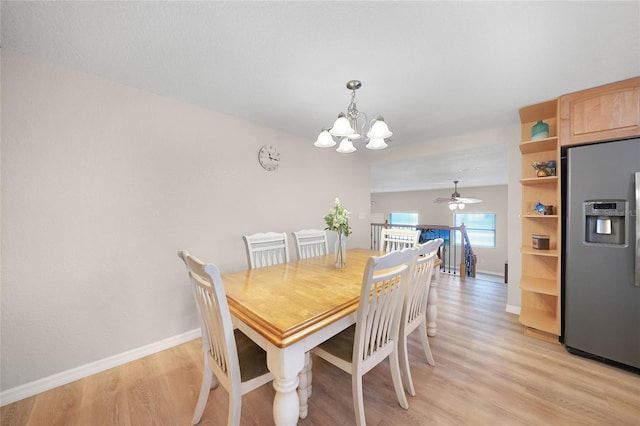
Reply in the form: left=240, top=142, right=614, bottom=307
left=2, top=273, right=639, bottom=425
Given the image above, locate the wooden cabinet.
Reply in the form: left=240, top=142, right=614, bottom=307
left=560, top=77, right=640, bottom=146
left=518, top=100, right=561, bottom=342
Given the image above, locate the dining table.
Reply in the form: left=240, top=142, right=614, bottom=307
left=221, top=248, right=441, bottom=426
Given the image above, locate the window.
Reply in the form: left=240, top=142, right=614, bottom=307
left=389, top=212, right=418, bottom=226
left=454, top=213, right=496, bottom=248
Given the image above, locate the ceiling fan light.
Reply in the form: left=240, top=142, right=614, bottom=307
left=314, top=129, right=336, bottom=148
left=329, top=113, right=355, bottom=137
left=365, top=138, right=388, bottom=150
left=458, top=202, right=465, bottom=210
left=448, top=202, right=457, bottom=210
left=336, top=138, right=356, bottom=153
left=366, top=116, right=393, bottom=139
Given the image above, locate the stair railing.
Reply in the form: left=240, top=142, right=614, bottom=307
left=370, top=222, right=476, bottom=278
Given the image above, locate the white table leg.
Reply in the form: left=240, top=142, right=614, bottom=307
left=306, top=352, right=313, bottom=398
left=297, top=351, right=313, bottom=419
left=427, top=267, right=440, bottom=337
left=267, top=343, right=306, bottom=426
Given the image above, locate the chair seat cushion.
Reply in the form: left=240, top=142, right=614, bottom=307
left=318, top=324, right=355, bottom=362
left=235, top=329, right=270, bottom=382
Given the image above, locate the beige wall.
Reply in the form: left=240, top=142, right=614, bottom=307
left=0, top=49, right=372, bottom=392
left=371, top=185, right=508, bottom=275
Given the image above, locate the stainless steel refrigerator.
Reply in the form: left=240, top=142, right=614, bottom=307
left=564, top=137, right=639, bottom=370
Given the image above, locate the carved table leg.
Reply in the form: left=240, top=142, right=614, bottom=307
left=297, top=351, right=313, bottom=419
left=268, top=344, right=305, bottom=426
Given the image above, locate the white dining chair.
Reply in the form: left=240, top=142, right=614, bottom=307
left=380, top=228, right=420, bottom=252
left=398, top=238, right=443, bottom=397
left=311, top=248, right=418, bottom=426
left=178, top=251, right=273, bottom=425
left=242, top=231, right=290, bottom=269
left=292, top=229, right=328, bottom=260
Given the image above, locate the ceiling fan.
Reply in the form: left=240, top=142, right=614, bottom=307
left=434, top=180, right=482, bottom=210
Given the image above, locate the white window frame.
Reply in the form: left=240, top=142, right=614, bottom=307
left=453, top=212, right=496, bottom=248
left=389, top=212, right=419, bottom=227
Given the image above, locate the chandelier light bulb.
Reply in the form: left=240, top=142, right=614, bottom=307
left=336, top=138, right=356, bottom=154
left=329, top=113, right=355, bottom=137
left=314, top=129, right=336, bottom=147
left=365, top=138, right=388, bottom=150
left=366, top=117, right=393, bottom=139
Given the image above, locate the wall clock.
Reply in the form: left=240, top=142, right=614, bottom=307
left=258, top=145, right=280, bottom=171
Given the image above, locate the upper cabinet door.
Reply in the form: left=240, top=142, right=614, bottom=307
left=560, top=77, right=640, bottom=147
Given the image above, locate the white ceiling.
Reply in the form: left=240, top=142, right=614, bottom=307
left=2, top=1, right=639, bottom=193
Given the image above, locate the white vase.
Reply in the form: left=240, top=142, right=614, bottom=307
left=334, top=234, right=347, bottom=268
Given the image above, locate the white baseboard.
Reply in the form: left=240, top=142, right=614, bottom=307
left=0, top=328, right=201, bottom=407
left=505, top=304, right=521, bottom=315
left=476, top=269, right=504, bottom=277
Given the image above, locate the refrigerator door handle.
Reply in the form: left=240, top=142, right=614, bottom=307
left=636, top=172, right=640, bottom=287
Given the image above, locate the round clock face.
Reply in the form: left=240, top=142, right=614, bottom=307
left=258, top=145, right=280, bottom=171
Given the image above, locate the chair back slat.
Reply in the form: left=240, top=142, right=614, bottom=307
left=405, top=239, right=442, bottom=327
left=181, top=251, right=206, bottom=278
left=293, top=229, right=329, bottom=260
left=243, top=232, right=290, bottom=269
left=179, top=251, right=241, bottom=389
left=380, top=228, right=420, bottom=252
left=398, top=238, right=443, bottom=396
left=355, top=248, right=417, bottom=364
left=178, top=251, right=214, bottom=365
left=192, top=271, right=232, bottom=378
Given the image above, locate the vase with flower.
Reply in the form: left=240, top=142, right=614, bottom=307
left=324, top=198, right=352, bottom=268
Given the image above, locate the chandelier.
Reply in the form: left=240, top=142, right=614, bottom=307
left=314, top=80, right=392, bottom=153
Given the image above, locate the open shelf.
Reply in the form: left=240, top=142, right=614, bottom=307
left=518, top=99, right=557, bottom=123
left=521, top=176, right=559, bottom=186
left=518, top=99, right=561, bottom=341
left=521, top=247, right=559, bottom=257
left=520, top=275, right=558, bottom=295
left=520, top=288, right=559, bottom=334
left=519, top=137, right=558, bottom=154
left=520, top=307, right=558, bottom=335
left=519, top=305, right=559, bottom=335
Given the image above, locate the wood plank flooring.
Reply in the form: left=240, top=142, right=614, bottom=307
left=2, top=273, right=639, bottom=425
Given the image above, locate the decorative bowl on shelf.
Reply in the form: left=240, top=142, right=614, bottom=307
left=531, top=160, right=556, bottom=177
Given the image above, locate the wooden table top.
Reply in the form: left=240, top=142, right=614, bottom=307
left=222, top=248, right=382, bottom=348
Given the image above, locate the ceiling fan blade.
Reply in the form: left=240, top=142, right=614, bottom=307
left=434, top=181, right=482, bottom=205
left=434, top=197, right=454, bottom=203
left=457, top=197, right=483, bottom=204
